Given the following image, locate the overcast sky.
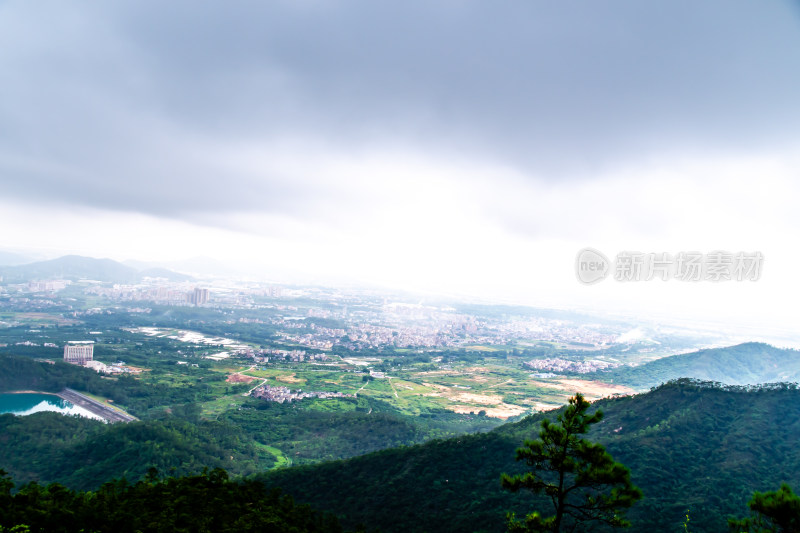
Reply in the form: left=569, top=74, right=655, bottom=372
left=2, top=1, right=799, bottom=338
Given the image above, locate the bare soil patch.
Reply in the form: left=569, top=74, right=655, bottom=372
left=449, top=403, right=526, bottom=419
left=226, top=374, right=258, bottom=384
left=276, top=373, right=305, bottom=384
left=451, top=392, right=505, bottom=405
left=541, top=378, right=634, bottom=400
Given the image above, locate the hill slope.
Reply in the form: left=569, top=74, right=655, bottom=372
left=0, top=412, right=275, bottom=489
left=260, top=379, right=800, bottom=533
left=0, top=250, right=37, bottom=266
left=603, top=342, right=800, bottom=388
left=0, top=255, right=191, bottom=283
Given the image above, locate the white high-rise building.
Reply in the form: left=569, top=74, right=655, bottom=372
left=64, top=341, right=94, bottom=365
left=186, top=287, right=210, bottom=305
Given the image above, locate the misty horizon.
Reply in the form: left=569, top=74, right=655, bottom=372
left=2, top=1, right=799, bottom=336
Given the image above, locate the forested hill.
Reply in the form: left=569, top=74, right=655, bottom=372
left=259, top=379, right=800, bottom=533
left=603, top=342, right=800, bottom=389
left=0, top=468, right=353, bottom=533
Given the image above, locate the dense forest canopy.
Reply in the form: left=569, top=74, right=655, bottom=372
left=261, top=379, right=800, bottom=533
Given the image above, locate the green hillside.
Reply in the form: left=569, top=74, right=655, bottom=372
left=603, top=342, right=800, bottom=388
left=3, top=346, right=800, bottom=531
left=0, top=412, right=276, bottom=490
left=259, top=379, right=800, bottom=533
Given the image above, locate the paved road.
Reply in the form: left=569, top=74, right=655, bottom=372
left=57, top=388, right=137, bottom=423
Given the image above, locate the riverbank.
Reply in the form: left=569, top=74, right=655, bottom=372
left=4, top=390, right=59, bottom=395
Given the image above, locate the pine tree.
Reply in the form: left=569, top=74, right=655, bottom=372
left=501, top=393, right=642, bottom=532
left=729, top=483, right=800, bottom=533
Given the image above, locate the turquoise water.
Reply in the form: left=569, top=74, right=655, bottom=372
left=0, top=392, right=103, bottom=421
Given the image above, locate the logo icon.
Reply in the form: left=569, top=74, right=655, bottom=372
left=575, top=248, right=609, bottom=285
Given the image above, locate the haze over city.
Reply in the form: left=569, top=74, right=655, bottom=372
left=2, top=1, right=799, bottom=337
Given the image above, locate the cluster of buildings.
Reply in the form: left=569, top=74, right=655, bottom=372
left=53, top=279, right=619, bottom=354
left=261, top=285, right=283, bottom=298
left=524, top=357, right=619, bottom=374
left=86, top=285, right=188, bottom=304
left=83, top=283, right=212, bottom=306
left=342, top=322, right=457, bottom=349
left=27, top=280, right=70, bottom=292
left=275, top=330, right=335, bottom=350
left=275, top=312, right=617, bottom=353
left=263, top=349, right=328, bottom=363
left=74, top=279, right=297, bottom=309
left=63, top=341, right=141, bottom=374
left=228, top=346, right=331, bottom=365
left=491, top=319, right=618, bottom=348
left=273, top=316, right=480, bottom=351
left=84, top=360, right=143, bottom=374
left=0, top=294, right=62, bottom=311
left=251, top=384, right=353, bottom=403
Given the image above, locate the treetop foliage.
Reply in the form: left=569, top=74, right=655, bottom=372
left=501, top=393, right=642, bottom=532
left=0, top=468, right=354, bottom=533
left=729, top=483, right=800, bottom=533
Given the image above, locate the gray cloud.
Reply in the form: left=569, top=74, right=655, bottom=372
left=2, top=0, right=799, bottom=225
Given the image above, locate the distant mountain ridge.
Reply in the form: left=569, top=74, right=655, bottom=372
left=603, top=342, right=800, bottom=389
left=0, top=250, right=38, bottom=266
left=0, top=255, right=192, bottom=283
left=124, top=256, right=241, bottom=277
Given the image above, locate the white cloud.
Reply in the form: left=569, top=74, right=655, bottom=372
left=1, top=1, right=799, bottom=341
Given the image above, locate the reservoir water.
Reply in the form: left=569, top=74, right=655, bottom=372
left=0, top=392, right=103, bottom=421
